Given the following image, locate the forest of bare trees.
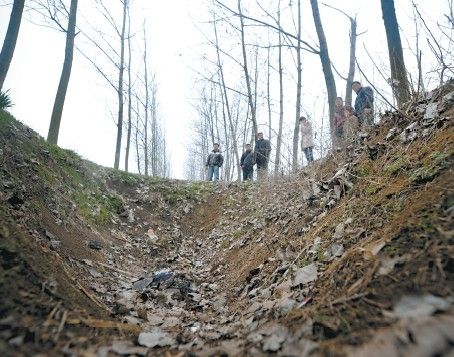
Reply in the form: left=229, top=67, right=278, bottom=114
left=185, top=0, right=454, bottom=181
left=0, top=0, right=170, bottom=177
left=1, top=0, right=453, bottom=181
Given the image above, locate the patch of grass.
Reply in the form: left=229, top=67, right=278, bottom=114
left=220, top=238, right=231, bottom=249
left=36, top=165, right=56, bottom=184
left=365, top=183, right=382, bottom=195
left=410, top=151, right=450, bottom=184
left=356, top=161, right=372, bottom=177
left=111, top=169, right=142, bottom=185
left=73, top=190, right=124, bottom=225
left=232, top=229, right=244, bottom=240
left=158, top=181, right=211, bottom=205
left=317, top=248, right=325, bottom=262
left=383, top=154, right=411, bottom=177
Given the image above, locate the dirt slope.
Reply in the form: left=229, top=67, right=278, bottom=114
left=0, top=83, right=453, bottom=356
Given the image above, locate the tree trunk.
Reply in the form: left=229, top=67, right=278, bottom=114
left=292, top=0, right=302, bottom=172
left=143, top=28, right=149, bottom=176
left=274, top=1, right=284, bottom=174
left=151, top=87, right=158, bottom=176
left=135, top=96, right=142, bottom=175
left=266, top=46, right=272, bottom=146
left=125, top=9, right=132, bottom=172
left=380, top=0, right=411, bottom=108
left=214, top=21, right=241, bottom=182
left=0, top=0, right=25, bottom=90
left=310, top=0, right=337, bottom=144
left=114, top=0, right=128, bottom=169
left=238, top=0, right=258, bottom=138
left=47, top=0, right=78, bottom=145
left=344, top=17, right=357, bottom=107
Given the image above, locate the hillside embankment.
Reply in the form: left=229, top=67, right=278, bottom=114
left=0, top=83, right=453, bottom=356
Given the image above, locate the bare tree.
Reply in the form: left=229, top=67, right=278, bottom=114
left=113, top=0, right=128, bottom=169
left=274, top=0, right=284, bottom=174
left=323, top=4, right=358, bottom=107
left=124, top=7, right=133, bottom=172
left=76, top=0, right=130, bottom=169
left=142, top=26, right=150, bottom=176
left=380, top=0, right=411, bottom=108
left=292, top=0, right=303, bottom=171
left=238, top=0, right=258, bottom=138
left=213, top=18, right=241, bottom=182
left=0, top=0, right=25, bottom=90
left=310, top=0, right=336, bottom=143
left=47, top=0, right=78, bottom=144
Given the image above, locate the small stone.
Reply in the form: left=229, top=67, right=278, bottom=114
left=293, top=264, right=318, bottom=287
left=138, top=329, right=175, bottom=348
left=278, top=298, right=297, bottom=314
left=333, top=223, right=345, bottom=239
left=262, top=333, right=286, bottom=352
left=49, top=240, right=61, bottom=250
left=88, top=240, right=102, bottom=250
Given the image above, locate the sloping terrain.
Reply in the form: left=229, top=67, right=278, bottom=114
left=0, top=83, right=453, bottom=356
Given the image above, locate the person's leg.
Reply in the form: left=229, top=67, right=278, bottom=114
left=213, top=165, right=220, bottom=181
left=303, top=147, right=309, bottom=163
left=308, top=147, right=314, bottom=162
left=256, top=165, right=264, bottom=181
left=262, top=162, right=268, bottom=180
left=247, top=168, right=254, bottom=180
left=207, top=166, right=213, bottom=181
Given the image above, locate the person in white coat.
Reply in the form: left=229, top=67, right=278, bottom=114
left=299, top=116, right=314, bottom=164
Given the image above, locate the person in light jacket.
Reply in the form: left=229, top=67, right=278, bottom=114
left=300, top=116, right=314, bottom=164
left=333, top=97, right=346, bottom=147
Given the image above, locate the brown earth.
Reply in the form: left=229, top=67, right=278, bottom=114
left=0, top=86, right=453, bottom=356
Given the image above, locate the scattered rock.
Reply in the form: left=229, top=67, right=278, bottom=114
left=392, top=294, right=452, bottom=319
left=138, top=329, right=175, bottom=348
left=293, top=264, right=318, bottom=287
left=323, top=243, right=344, bottom=260
left=88, top=239, right=102, bottom=250
left=7, top=192, right=24, bottom=207
left=146, top=228, right=158, bottom=241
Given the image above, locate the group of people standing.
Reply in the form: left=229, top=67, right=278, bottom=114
left=206, top=80, right=374, bottom=182
left=300, top=80, right=374, bottom=161
left=205, top=132, right=271, bottom=182
left=333, top=81, right=374, bottom=147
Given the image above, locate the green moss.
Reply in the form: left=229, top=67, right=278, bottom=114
left=383, top=155, right=411, bottom=177
left=36, top=165, right=56, bottom=184
left=366, top=183, right=382, bottom=195
left=409, top=150, right=451, bottom=184
left=429, top=151, right=449, bottom=166
left=158, top=181, right=210, bottom=205
left=356, top=162, right=372, bottom=177
left=220, top=238, right=230, bottom=249
left=232, top=229, right=244, bottom=240
left=110, top=169, right=142, bottom=185
left=73, top=190, right=124, bottom=225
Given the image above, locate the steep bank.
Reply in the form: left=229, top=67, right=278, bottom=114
left=0, top=83, right=453, bottom=356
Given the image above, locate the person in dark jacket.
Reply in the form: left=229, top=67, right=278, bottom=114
left=352, top=81, right=374, bottom=127
left=254, top=132, right=271, bottom=181
left=240, top=144, right=255, bottom=181
left=205, top=143, right=223, bottom=181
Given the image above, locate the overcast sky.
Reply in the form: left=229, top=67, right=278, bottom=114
left=0, top=0, right=448, bottom=178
